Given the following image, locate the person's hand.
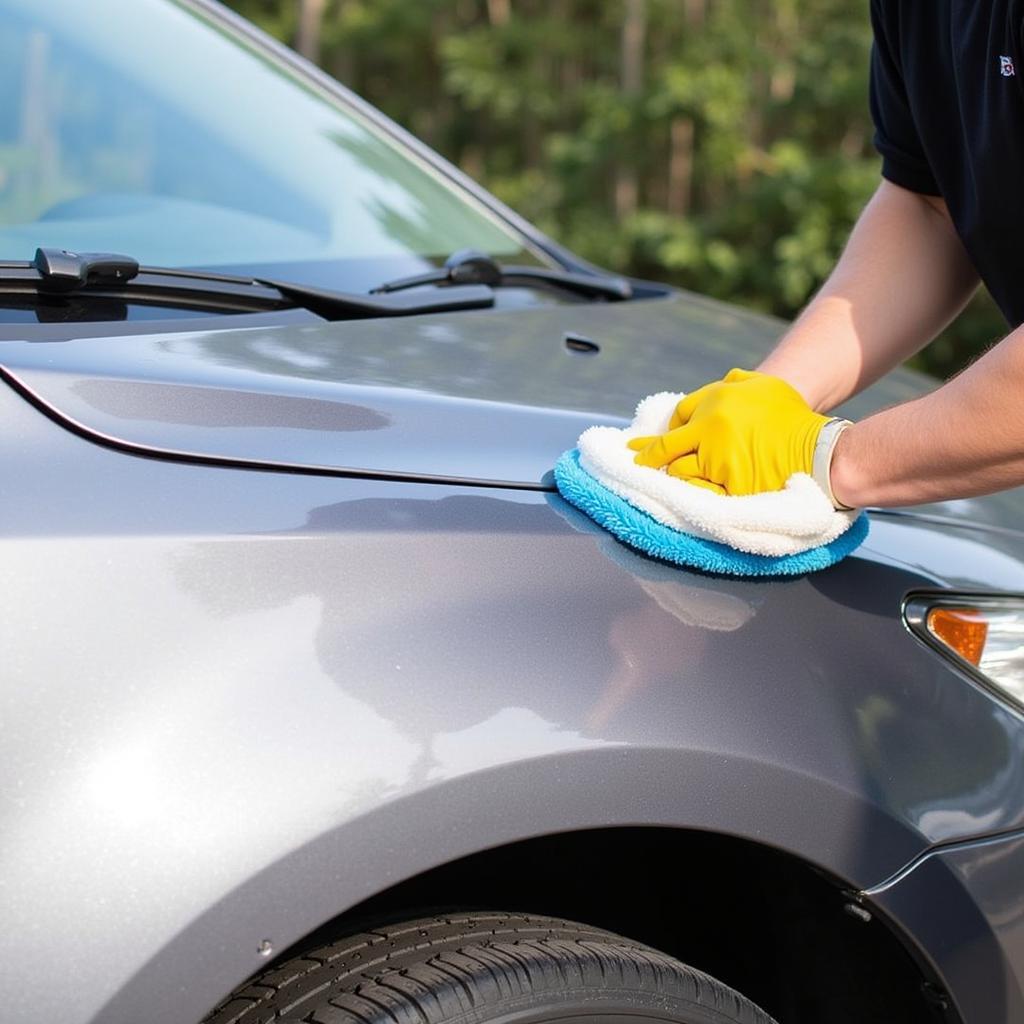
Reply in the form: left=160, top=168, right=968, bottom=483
left=627, top=368, right=831, bottom=495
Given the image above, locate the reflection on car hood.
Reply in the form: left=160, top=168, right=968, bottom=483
left=2, top=289, right=1024, bottom=535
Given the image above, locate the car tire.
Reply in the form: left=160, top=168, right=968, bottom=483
left=202, top=911, right=777, bottom=1024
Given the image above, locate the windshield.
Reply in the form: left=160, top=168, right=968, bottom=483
left=0, top=0, right=544, bottom=290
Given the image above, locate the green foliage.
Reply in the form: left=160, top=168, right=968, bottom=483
left=224, top=0, right=1003, bottom=378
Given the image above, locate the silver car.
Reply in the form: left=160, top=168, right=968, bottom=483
left=2, top=2, right=1023, bottom=1023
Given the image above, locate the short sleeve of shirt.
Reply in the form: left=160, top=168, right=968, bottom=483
left=869, top=2, right=941, bottom=195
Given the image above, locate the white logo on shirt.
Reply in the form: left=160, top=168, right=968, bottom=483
left=1000, top=55, right=1016, bottom=76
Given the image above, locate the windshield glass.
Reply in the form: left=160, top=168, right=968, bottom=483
left=0, top=0, right=543, bottom=289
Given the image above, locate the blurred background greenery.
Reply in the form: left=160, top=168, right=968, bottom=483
left=225, top=0, right=1005, bottom=379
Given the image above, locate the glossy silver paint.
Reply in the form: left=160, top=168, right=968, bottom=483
left=0, top=291, right=1004, bottom=492
left=0, top=293, right=917, bottom=487
left=3, top=323, right=1024, bottom=1023
left=867, top=831, right=1024, bottom=1022
left=2, top=3, right=1024, bottom=1023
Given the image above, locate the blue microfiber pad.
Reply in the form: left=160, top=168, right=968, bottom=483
left=554, top=448, right=869, bottom=577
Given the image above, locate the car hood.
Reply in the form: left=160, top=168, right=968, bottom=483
left=3, top=289, right=1024, bottom=536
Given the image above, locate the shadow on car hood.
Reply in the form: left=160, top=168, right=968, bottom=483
left=3, top=290, right=1024, bottom=532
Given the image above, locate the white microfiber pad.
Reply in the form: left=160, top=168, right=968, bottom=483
left=576, top=391, right=860, bottom=558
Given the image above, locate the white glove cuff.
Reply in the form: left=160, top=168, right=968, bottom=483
left=812, top=418, right=855, bottom=510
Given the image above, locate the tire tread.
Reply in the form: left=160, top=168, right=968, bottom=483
left=201, top=911, right=776, bottom=1024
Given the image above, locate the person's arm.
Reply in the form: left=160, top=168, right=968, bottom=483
left=758, top=179, right=979, bottom=411
left=759, top=180, right=1024, bottom=508
left=830, top=328, right=1024, bottom=507
left=630, top=176, right=1012, bottom=507
left=634, top=8, right=1010, bottom=509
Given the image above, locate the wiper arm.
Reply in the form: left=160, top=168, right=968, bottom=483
left=33, top=247, right=141, bottom=290
left=370, top=248, right=633, bottom=301
left=4, top=247, right=496, bottom=320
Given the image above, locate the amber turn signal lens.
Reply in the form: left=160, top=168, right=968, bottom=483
left=926, top=607, right=989, bottom=666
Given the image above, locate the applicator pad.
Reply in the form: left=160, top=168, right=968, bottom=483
left=554, top=392, right=867, bottom=576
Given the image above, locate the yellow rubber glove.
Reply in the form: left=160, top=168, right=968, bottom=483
left=627, top=368, right=831, bottom=496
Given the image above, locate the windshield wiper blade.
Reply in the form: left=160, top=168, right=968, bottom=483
left=370, top=248, right=633, bottom=301
left=263, top=278, right=495, bottom=319
left=5, top=248, right=496, bottom=320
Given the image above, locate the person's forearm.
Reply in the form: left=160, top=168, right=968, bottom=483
left=830, top=324, right=1024, bottom=507
left=758, top=180, right=979, bottom=412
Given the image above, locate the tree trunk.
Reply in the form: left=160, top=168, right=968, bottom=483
left=684, top=0, right=705, bottom=28
left=297, top=0, right=327, bottom=64
left=667, top=116, right=694, bottom=217
left=487, top=0, right=511, bottom=26
left=615, top=0, right=647, bottom=220
left=328, top=0, right=357, bottom=86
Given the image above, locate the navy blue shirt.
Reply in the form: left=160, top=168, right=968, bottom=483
left=870, top=1, right=1024, bottom=326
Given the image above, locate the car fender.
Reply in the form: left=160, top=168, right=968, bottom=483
left=93, top=744, right=926, bottom=1024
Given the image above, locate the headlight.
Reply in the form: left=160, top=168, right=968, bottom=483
left=904, top=595, right=1024, bottom=713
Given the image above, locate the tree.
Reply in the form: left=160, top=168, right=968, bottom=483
left=222, top=0, right=1004, bottom=378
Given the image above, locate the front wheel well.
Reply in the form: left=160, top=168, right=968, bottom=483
left=268, top=827, right=953, bottom=1024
